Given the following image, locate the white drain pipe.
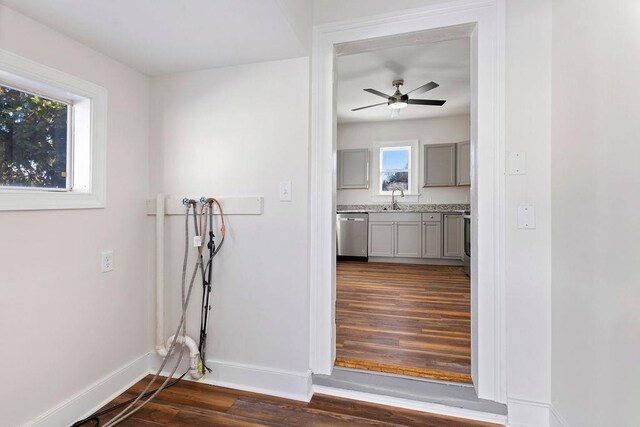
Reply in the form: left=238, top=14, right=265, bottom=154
left=155, top=193, right=201, bottom=379
left=155, top=193, right=166, bottom=356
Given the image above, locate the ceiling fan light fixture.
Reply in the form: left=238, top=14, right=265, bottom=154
left=388, top=101, right=408, bottom=110
left=352, top=80, right=444, bottom=113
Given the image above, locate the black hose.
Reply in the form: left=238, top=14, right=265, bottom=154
left=198, top=201, right=217, bottom=373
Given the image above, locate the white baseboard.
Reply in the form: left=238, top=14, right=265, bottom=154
left=152, top=355, right=313, bottom=402
left=202, top=359, right=313, bottom=402
left=30, top=352, right=310, bottom=427
left=28, top=352, right=150, bottom=427
left=313, top=385, right=507, bottom=426
left=507, top=398, right=552, bottom=427
left=550, top=405, right=570, bottom=427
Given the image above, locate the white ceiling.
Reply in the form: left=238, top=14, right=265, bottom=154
left=336, top=37, right=470, bottom=123
left=0, top=0, right=308, bottom=76
left=313, top=0, right=451, bottom=25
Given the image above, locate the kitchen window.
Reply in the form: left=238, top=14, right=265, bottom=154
left=379, top=146, right=411, bottom=193
left=0, top=49, right=107, bottom=210
left=373, top=140, right=419, bottom=197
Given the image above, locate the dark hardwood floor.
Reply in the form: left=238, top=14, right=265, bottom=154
left=335, top=261, right=471, bottom=383
left=95, top=375, right=497, bottom=426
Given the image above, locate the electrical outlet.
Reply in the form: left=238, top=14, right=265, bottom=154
left=101, top=250, right=114, bottom=273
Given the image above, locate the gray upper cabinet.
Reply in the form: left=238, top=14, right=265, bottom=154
left=338, top=149, right=369, bottom=189
left=443, top=214, right=464, bottom=259
left=423, top=144, right=456, bottom=187
left=456, top=141, right=471, bottom=186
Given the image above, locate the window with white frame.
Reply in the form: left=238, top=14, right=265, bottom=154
left=0, top=49, right=107, bottom=210
left=379, top=146, right=411, bottom=193
left=373, top=140, right=419, bottom=197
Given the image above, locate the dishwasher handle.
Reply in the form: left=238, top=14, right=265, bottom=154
left=338, top=217, right=366, bottom=222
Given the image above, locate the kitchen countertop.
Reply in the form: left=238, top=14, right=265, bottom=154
left=337, top=204, right=470, bottom=214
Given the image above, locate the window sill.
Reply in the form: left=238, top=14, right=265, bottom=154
left=0, top=190, right=105, bottom=211
left=372, top=194, right=420, bottom=203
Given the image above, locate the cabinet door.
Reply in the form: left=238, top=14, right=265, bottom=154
left=422, top=221, right=442, bottom=258
left=424, top=144, right=456, bottom=187
left=368, top=222, right=394, bottom=257
left=338, top=149, right=369, bottom=189
left=443, top=215, right=464, bottom=258
left=395, top=222, right=422, bottom=258
left=456, top=141, right=471, bottom=186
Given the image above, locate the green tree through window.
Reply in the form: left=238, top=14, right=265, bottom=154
left=0, top=84, right=68, bottom=189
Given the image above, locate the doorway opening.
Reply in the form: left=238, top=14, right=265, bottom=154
left=334, top=33, right=472, bottom=384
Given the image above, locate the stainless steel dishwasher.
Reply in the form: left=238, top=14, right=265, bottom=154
left=336, top=213, right=368, bottom=257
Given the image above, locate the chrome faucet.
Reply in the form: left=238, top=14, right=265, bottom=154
left=391, top=188, right=405, bottom=210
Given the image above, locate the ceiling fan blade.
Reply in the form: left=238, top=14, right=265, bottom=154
left=408, top=99, right=447, bottom=106
left=364, top=88, right=391, bottom=99
left=407, top=81, right=439, bottom=96
left=352, top=102, right=387, bottom=111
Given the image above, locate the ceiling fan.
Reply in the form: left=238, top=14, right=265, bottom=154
left=351, top=80, right=446, bottom=117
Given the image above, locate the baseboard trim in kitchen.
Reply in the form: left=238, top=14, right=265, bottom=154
left=368, top=256, right=464, bottom=266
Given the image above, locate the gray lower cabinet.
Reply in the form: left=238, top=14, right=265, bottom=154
left=422, top=221, right=442, bottom=258
left=368, top=222, right=395, bottom=256
left=368, top=212, right=462, bottom=261
left=337, top=148, right=369, bottom=189
left=395, top=222, right=422, bottom=258
left=424, top=143, right=457, bottom=187
left=443, top=214, right=464, bottom=258
left=368, top=214, right=421, bottom=258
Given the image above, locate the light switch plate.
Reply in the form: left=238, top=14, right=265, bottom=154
left=508, top=152, right=526, bottom=175
left=279, top=181, right=292, bottom=202
left=101, top=250, right=114, bottom=273
left=517, top=206, right=536, bottom=229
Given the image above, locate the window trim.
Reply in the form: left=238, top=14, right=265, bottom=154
left=372, top=139, right=420, bottom=197
left=0, top=48, right=107, bottom=210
